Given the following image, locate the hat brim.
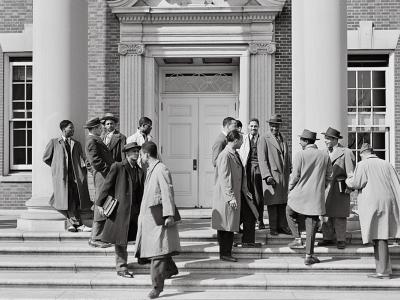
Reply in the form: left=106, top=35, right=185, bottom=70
left=267, top=120, right=283, bottom=124
left=298, top=135, right=319, bottom=140
left=101, top=117, right=119, bottom=123
left=321, top=133, right=342, bottom=139
left=83, top=124, right=99, bottom=129
left=123, top=146, right=141, bottom=152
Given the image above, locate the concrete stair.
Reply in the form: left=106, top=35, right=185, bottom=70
left=0, top=218, right=400, bottom=299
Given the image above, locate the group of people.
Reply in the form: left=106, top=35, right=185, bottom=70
left=43, top=115, right=180, bottom=299
left=211, top=114, right=400, bottom=278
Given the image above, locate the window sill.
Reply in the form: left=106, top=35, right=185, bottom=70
left=0, top=172, right=32, bottom=183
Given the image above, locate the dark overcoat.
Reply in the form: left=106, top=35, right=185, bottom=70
left=212, top=132, right=227, bottom=168
left=325, top=144, right=355, bottom=217
left=96, top=160, right=144, bottom=245
left=102, top=130, right=126, bottom=162
left=43, top=138, right=91, bottom=210
left=257, top=132, right=291, bottom=205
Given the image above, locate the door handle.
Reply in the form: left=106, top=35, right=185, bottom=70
left=193, top=159, right=197, bottom=171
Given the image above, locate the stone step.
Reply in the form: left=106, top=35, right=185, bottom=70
left=0, top=254, right=399, bottom=274
left=0, top=270, right=400, bottom=290
left=0, top=241, right=398, bottom=258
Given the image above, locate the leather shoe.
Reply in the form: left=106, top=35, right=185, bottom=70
left=304, top=256, right=320, bottom=265
left=337, top=241, right=346, bottom=249
left=117, top=270, right=133, bottom=278
left=220, top=255, right=238, bottom=262
left=269, top=229, right=279, bottom=236
left=317, top=240, right=335, bottom=247
left=258, top=222, right=266, bottom=230
left=278, top=227, right=292, bottom=235
left=367, top=273, right=391, bottom=279
left=165, top=268, right=179, bottom=279
left=148, top=288, right=163, bottom=299
left=88, top=240, right=112, bottom=248
left=67, top=226, right=77, bottom=232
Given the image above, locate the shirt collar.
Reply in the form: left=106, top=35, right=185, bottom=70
left=305, top=144, right=318, bottom=150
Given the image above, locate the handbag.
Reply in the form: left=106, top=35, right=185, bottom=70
left=103, top=195, right=118, bottom=217
left=150, top=204, right=181, bottom=226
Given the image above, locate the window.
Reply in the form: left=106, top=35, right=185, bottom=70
left=348, top=54, right=391, bottom=162
left=9, top=60, right=32, bottom=170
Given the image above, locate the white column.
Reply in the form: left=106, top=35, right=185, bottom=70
left=239, top=53, right=250, bottom=130
left=249, top=42, right=275, bottom=136
left=17, top=0, right=88, bottom=231
left=292, top=0, right=347, bottom=152
left=118, top=43, right=144, bottom=137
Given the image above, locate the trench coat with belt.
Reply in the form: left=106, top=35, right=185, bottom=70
left=96, top=159, right=144, bottom=245
left=211, top=146, right=259, bottom=232
left=43, top=137, right=91, bottom=210
left=257, top=132, right=291, bottom=205
left=325, top=144, right=355, bottom=217
left=134, top=160, right=181, bottom=259
left=346, top=154, right=400, bottom=244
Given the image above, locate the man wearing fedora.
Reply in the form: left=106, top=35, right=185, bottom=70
left=346, top=143, right=400, bottom=279
left=100, top=113, right=126, bottom=163
left=318, top=127, right=355, bottom=249
left=84, top=117, right=114, bottom=248
left=286, top=130, right=332, bottom=265
left=96, top=142, right=144, bottom=278
left=257, top=114, right=291, bottom=235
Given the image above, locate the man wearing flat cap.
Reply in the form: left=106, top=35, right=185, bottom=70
left=257, top=114, right=291, bottom=236
left=346, top=144, right=400, bottom=279
left=100, top=113, right=126, bottom=163
left=84, top=117, right=114, bottom=248
left=286, top=130, right=332, bottom=265
left=96, top=142, right=144, bottom=278
left=318, top=127, right=355, bottom=249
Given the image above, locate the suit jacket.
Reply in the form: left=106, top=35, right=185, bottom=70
left=135, top=160, right=181, bottom=258
left=43, top=137, right=91, bottom=210
left=85, top=134, right=114, bottom=178
left=288, top=144, right=332, bottom=216
left=257, top=132, right=291, bottom=205
left=102, top=130, right=126, bottom=162
left=325, top=144, right=355, bottom=217
left=212, top=132, right=227, bottom=168
left=96, top=159, right=144, bottom=245
left=238, top=133, right=260, bottom=168
left=211, top=147, right=258, bottom=232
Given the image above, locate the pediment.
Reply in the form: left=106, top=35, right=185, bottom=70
left=108, top=0, right=286, bottom=8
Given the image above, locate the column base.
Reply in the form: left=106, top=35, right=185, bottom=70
left=17, top=196, right=66, bottom=231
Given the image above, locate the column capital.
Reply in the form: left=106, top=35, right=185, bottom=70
left=118, top=43, right=145, bottom=56
left=248, top=41, right=276, bottom=55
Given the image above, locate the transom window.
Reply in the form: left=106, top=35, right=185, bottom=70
left=10, top=60, right=32, bottom=170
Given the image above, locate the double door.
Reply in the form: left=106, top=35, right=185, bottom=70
left=160, top=95, right=237, bottom=207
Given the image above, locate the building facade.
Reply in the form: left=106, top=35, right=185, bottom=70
left=0, top=1, right=399, bottom=221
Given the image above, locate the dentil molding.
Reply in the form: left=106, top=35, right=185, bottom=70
left=118, top=43, right=145, bottom=55
left=249, top=42, right=276, bottom=54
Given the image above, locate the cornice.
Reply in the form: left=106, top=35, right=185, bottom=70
left=118, top=43, right=145, bottom=55
left=249, top=41, right=276, bottom=54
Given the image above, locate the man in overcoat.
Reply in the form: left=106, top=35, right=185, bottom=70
left=238, top=118, right=265, bottom=229
left=85, top=117, right=114, bottom=248
left=257, top=114, right=291, bottom=235
left=134, top=141, right=181, bottom=299
left=100, top=113, right=126, bottom=163
left=211, top=117, right=237, bottom=168
left=43, top=120, right=91, bottom=232
left=212, top=130, right=259, bottom=258
left=96, top=142, right=144, bottom=278
left=318, top=127, right=355, bottom=249
left=346, top=143, right=400, bottom=279
left=286, top=129, right=332, bottom=265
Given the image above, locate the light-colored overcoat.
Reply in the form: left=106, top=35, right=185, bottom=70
left=43, top=137, right=91, bottom=211
left=257, top=132, right=291, bottom=205
left=211, top=132, right=227, bottom=168
left=212, top=147, right=258, bottom=232
left=135, top=160, right=181, bottom=259
left=345, top=154, right=400, bottom=244
left=288, top=144, right=332, bottom=216
left=238, top=133, right=260, bottom=168
left=325, top=144, right=355, bottom=217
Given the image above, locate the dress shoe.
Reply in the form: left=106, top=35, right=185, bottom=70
left=220, top=255, right=238, bottom=262
left=148, top=288, right=163, bottom=299
left=288, top=239, right=305, bottom=249
left=278, top=227, right=292, bottom=235
left=317, top=240, right=335, bottom=247
left=77, top=225, right=92, bottom=232
left=67, top=226, right=77, bottom=232
left=304, top=256, right=320, bottom=266
left=117, top=270, right=134, bottom=278
left=88, top=239, right=112, bottom=248
left=269, top=229, right=279, bottom=236
left=258, top=222, right=266, bottom=230
left=165, top=268, right=179, bottom=279
left=337, top=241, right=346, bottom=249
left=367, top=273, right=391, bottom=279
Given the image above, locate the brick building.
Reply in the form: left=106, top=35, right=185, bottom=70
left=0, top=0, right=399, bottom=230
